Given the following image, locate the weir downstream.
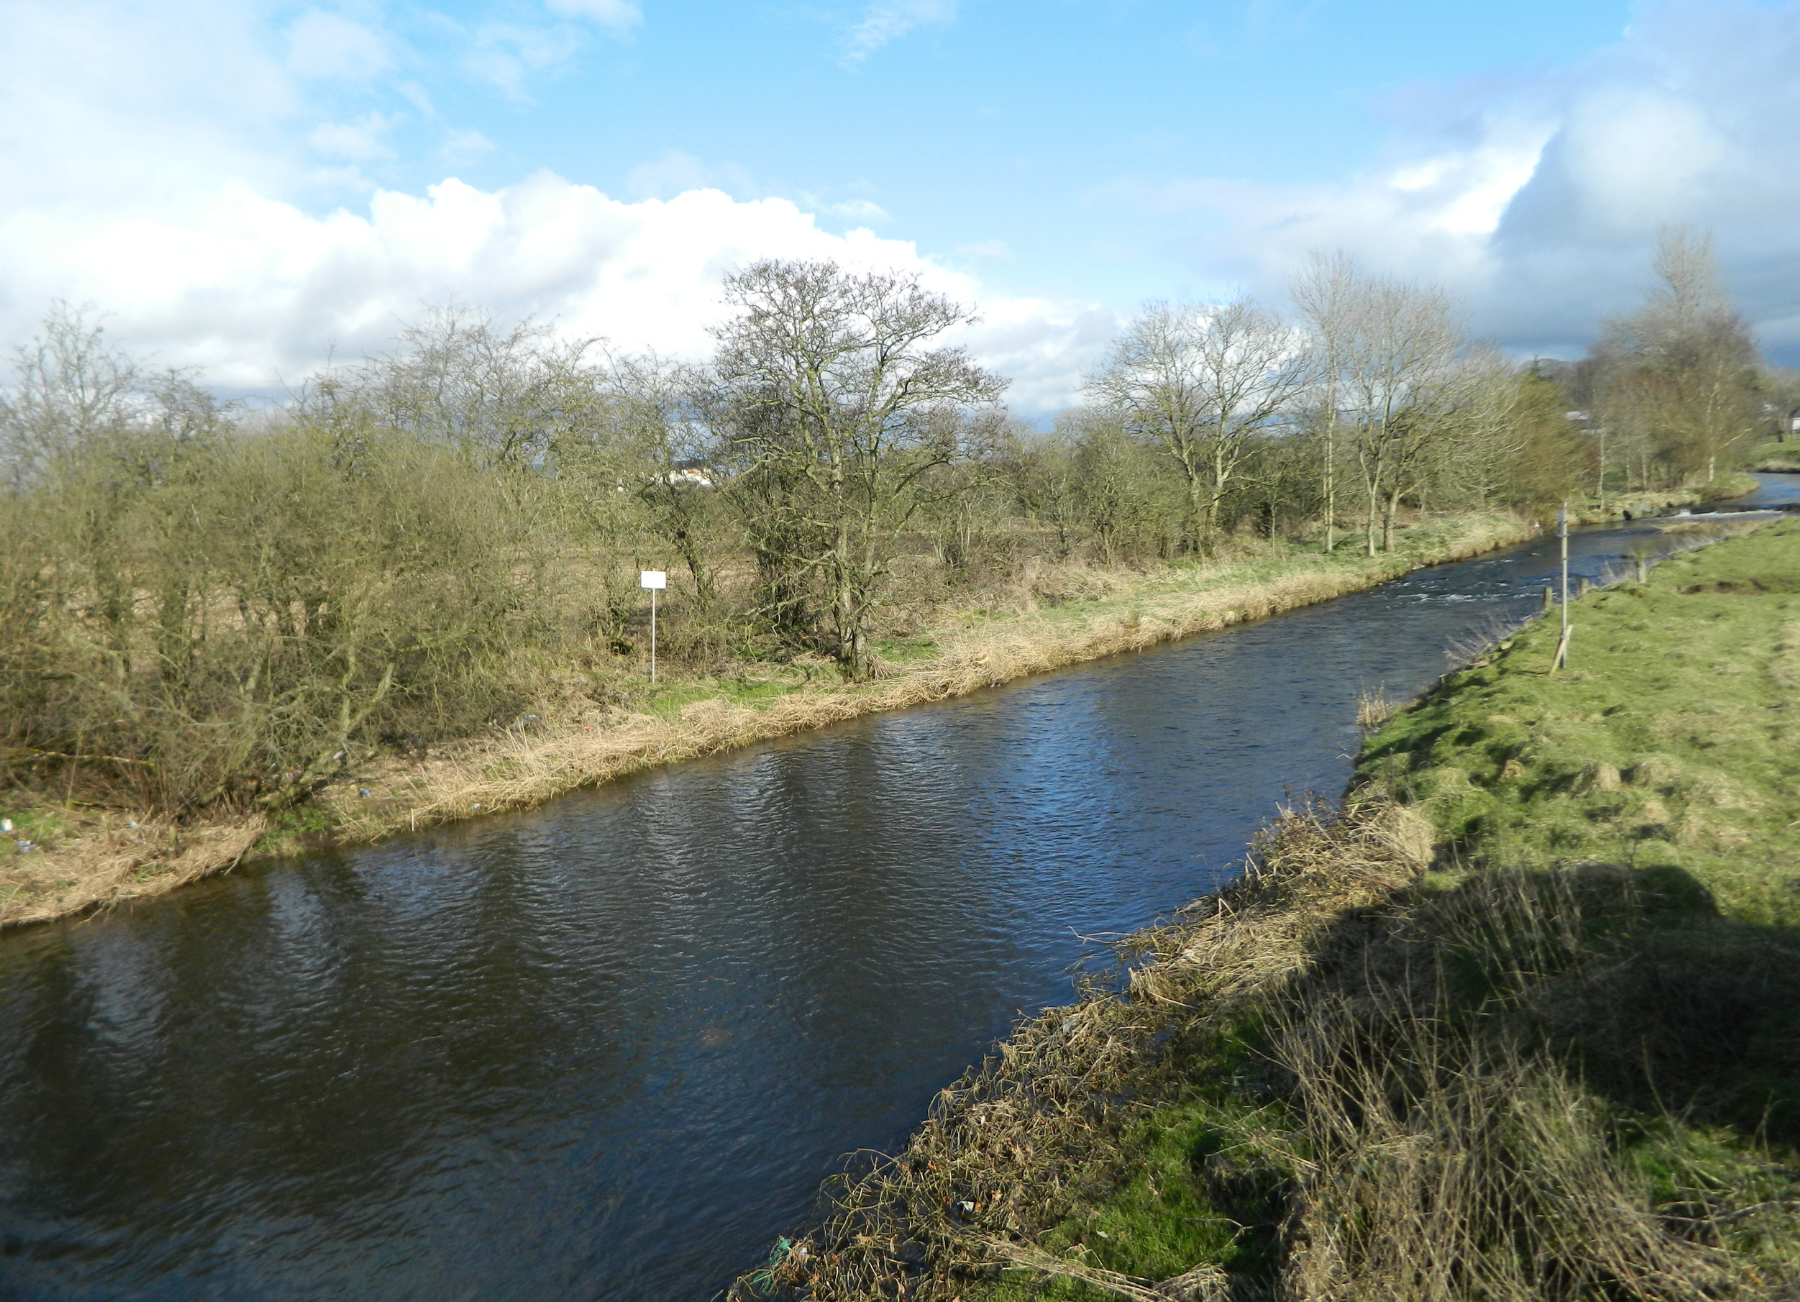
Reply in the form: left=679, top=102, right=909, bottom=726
left=3, top=476, right=1798, bottom=1301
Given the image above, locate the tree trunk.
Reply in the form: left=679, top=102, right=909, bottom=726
left=1186, top=473, right=1208, bottom=557
left=1322, top=417, right=1335, bottom=554
left=1364, top=477, right=1380, bottom=558
left=834, top=525, right=863, bottom=681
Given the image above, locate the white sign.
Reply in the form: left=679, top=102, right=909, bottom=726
left=639, top=570, right=667, bottom=590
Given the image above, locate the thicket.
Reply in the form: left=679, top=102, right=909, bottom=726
left=0, top=238, right=1774, bottom=819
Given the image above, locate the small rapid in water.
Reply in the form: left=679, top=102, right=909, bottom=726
left=2, top=482, right=1794, bottom=1300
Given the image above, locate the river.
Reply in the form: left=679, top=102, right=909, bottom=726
left=2, top=478, right=1796, bottom=1301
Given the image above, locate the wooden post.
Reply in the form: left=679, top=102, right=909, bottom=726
left=1559, top=503, right=1569, bottom=631
left=1597, top=426, right=1607, bottom=516
left=1543, top=586, right=1554, bottom=612
left=1636, top=557, right=1648, bottom=584
left=1578, top=576, right=1591, bottom=599
left=1557, top=503, right=1571, bottom=671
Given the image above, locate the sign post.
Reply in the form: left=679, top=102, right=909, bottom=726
left=640, top=571, right=666, bottom=683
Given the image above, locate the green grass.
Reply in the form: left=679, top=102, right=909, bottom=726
left=967, top=1033, right=1295, bottom=1302
left=972, top=1108, right=1255, bottom=1301
left=637, top=673, right=804, bottom=720
left=873, top=636, right=941, bottom=663
left=1363, top=517, right=1800, bottom=926
left=0, top=804, right=68, bottom=849
left=1750, top=438, right=1800, bottom=473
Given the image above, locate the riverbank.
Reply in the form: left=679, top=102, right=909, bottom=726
left=1571, top=469, right=1760, bottom=523
left=1749, top=438, right=1800, bottom=473
left=760, top=513, right=1800, bottom=1300
left=0, top=512, right=1541, bottom=930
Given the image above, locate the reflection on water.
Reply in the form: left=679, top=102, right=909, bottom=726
left=0, top=498, right=1772, bottom=1301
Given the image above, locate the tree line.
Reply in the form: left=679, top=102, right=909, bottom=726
left=0, top=232, right=1778, bottom=816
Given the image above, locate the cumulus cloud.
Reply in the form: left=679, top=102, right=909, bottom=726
left=0, top=173, right=1102, bottom=413
left=0, top=0, right=1102, bottom=418
left=1148, top=0, right=1800, bottom=360
left=823, top=198, right=890, bottom=222
left=0, top=0, right=296, bottom=211
left=843, top=0, right=958, bottom=63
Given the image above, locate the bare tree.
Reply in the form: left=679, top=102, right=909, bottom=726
left=353, top=307, right=606, bottom=474
left=594, top=351, right=723, bottom=607
left=1290, top=253, right=1358, bottom=554
left=1086, top=297, right=1303, bottom=554
left=0, top=302, right=140, bottom=491
left=1595, top=229, right=1762, bottom=482
left=707, top=260, right=1005, bottom=680
left=1331, top=271, right=1463, bottom=555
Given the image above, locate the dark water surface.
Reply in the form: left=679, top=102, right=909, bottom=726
left=1, top=488, right=1791, bottom=1300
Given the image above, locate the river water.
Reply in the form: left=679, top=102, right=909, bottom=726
left=3, top=479, right=1796, bottom=1301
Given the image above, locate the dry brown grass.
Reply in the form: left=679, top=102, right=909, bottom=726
left=0, top=814, right=265, bottom=927
left=1355, top=689, right=1395, bottom=733
left=1271, top=864, right=1740, bottom=1302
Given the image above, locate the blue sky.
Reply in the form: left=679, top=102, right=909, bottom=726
left=3, top=0, right=1797, bottom=413
left=366, top=0, right=1635, bottom=302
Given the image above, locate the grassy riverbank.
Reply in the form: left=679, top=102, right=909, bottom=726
left=759, top=513, right=1800, bottom=1301
left=0, top=511, right=1535, bottom=930
left=1571, top=469, right=1760, bottom=524
left=1751, top=439, right=1800, bottom=474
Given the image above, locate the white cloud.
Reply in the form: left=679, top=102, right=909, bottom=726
left=843, top=0, right=958, bottom=63
left=286, top=11, right=390, bottom=81
left=1138, top=0, right=1800, bottom=360
left=0, top=173, right=1101, bottom=414
left=543, top=0, right=642, bottom=31
left=0, top=0, right=1099, bottom=415
left=0, top=0, right=296, bottom=212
